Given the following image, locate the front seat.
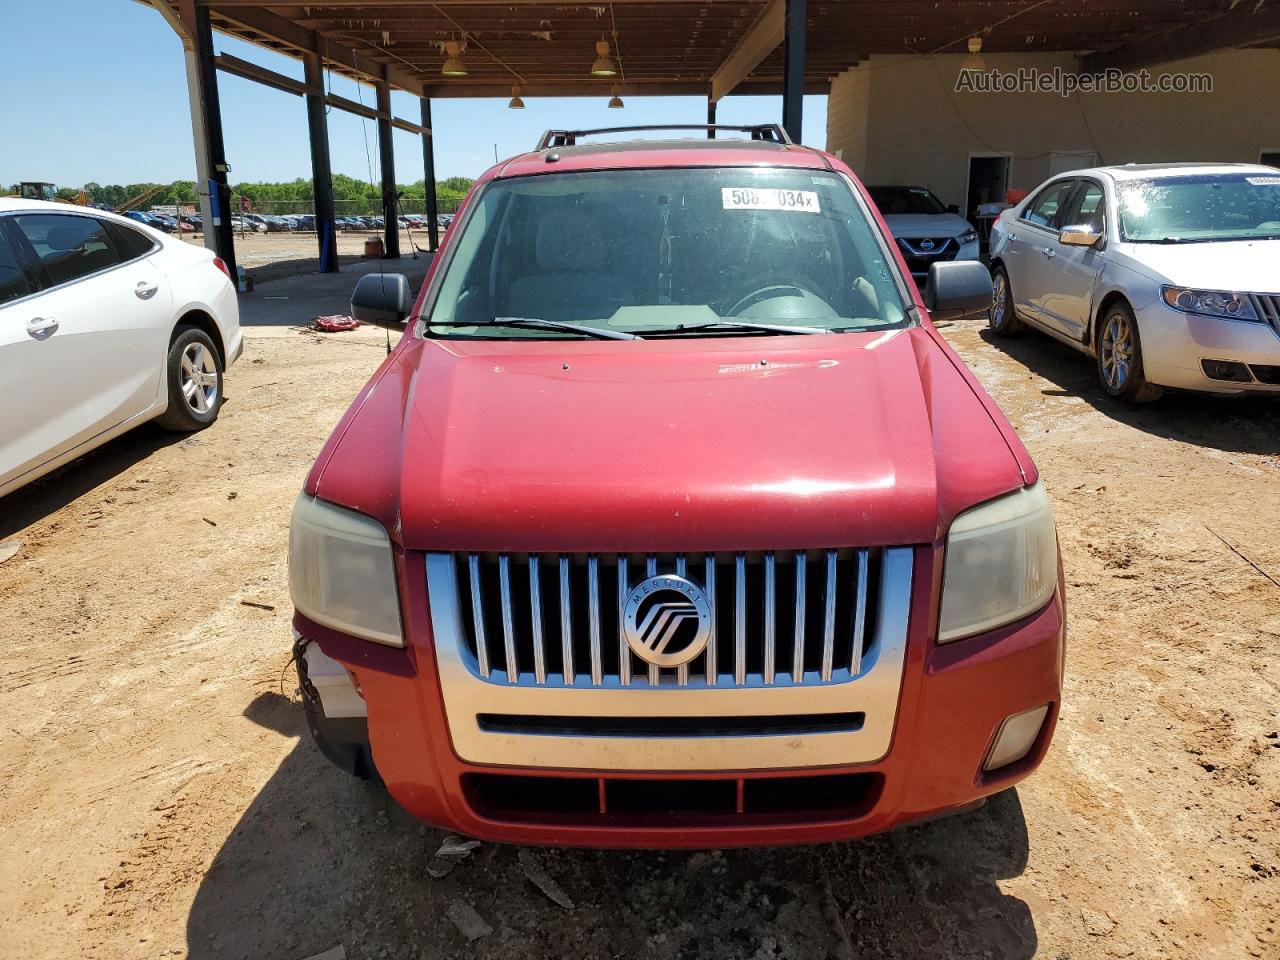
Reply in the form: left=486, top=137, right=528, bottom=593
left=506, top=207, right=633, bottom=322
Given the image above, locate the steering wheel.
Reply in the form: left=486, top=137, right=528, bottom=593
left=724, top=277, right=835, bottom=319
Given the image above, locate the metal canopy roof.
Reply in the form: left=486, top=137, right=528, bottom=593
left=175, top=0, right=1280, bottom=99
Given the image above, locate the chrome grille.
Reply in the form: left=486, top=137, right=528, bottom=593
left=448, top=550, right=882, bottom=688
left=1249, top=293, right=1280, bottom=337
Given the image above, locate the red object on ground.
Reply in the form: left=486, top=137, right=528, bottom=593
left=313, top=314, right=361, bottom=332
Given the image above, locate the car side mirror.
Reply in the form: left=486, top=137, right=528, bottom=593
left=351, top=272, right=413, bottom=326
left=1059, top=224, right=1101, bottom=247
left=946, top=204, right=961, bottom=215
left=923, top=261, right=993, bottom=322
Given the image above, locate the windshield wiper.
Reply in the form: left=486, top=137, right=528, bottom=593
left=643, top=320, right=831, bottom=336
left=428, top=317, right=639, bottom=340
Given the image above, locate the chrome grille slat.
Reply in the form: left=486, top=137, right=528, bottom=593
left=467, top=553, right=490, bottom=679
left=851, top=548, right=869, bottom=677
left=763, top=552, right=776, bottom=684
left=559, top=555, right=574, bottom=685
left=528, top=554, right=546, bottom=685
left=733, top=553, right=747, bottom=685
left=704, top=555, right=717, bottom=686
left=454, top=549, right=883, bottom=689
left=792, top=552, right=807, bottom=682
left=617, top=555, right=631, bottom=687
left=498, top=555, right=518, bottom=683
left=821, top=550, right=837, bottom=681
left=588, top=555, right=603, bottom=686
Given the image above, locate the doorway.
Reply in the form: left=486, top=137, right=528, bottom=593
left=966, top=154, right=1011, bottom=253
left=966, top=154, right=1010, bottom=220
left=1261, top=149, right=1280, bottom=169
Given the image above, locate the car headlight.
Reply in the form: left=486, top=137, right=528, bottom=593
left=289, top=493, right=403, bottom=647
left=1161, top=286, right=1259, bottom=321
left=958, top=227, right=978, bottom=245
left=938, top=481, right=1057, bottom=644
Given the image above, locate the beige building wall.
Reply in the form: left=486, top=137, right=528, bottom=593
left=825, top=49, right=1280, bottom=211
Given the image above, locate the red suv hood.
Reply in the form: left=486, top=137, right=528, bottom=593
left=312, top=327, right=1029, bottom=552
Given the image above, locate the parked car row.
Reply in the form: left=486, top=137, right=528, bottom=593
left=120, top=212, right=456, bottom=235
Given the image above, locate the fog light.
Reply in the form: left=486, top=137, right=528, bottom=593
left=983, top=704, right=1050, bottom=772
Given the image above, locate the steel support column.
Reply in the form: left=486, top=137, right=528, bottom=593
left=191, top=3, right=237, bottom=277
left=376, top=71, right=400, bottom=258
left=781, top=0, right=806, bottom=143
left=707, top=99, right=716, bottom=139
left=420, top=97, right=440, bottom=252
left=303, top=46, right=338, bottom=273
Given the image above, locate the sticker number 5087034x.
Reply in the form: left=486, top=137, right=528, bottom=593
left=722, top=187, right=820, bottom=213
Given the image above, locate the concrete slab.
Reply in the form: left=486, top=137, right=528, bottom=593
left=236, top=254, right=433, bottom=328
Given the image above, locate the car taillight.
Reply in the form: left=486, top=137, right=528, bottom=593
left=212, top=257, right=231, bottom=279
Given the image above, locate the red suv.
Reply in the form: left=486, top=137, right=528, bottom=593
left=289, top=125, right=1064, bottom=848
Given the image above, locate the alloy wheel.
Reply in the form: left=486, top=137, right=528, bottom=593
left=180, top=342, right=219, bottom=414
left=991, top=272, right=1008, bottom=328
left=1100, top=312, right=1134, bottom=391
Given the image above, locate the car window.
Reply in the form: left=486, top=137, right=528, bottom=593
left=1064, top=182, right=1106, bottom=233
left=12, top=214, right=122, bottom=287
left=104, top=220, right=158, bottom=261
left=427, top=167, right=909, bottom=337
left=1117, top=173, right=1280, bottom=242
left=1022, top=180, right=1077, bottom=229
left=0, top=225, right=35, bottom=304
left=868, top=187, right=946, bottom=216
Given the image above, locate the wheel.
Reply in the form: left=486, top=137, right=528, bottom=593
left=1095, top=302, right=1162, bottom=403
left=988, top=265, right=1024, bottom=337
left=155, top=326, right=224, bottom=431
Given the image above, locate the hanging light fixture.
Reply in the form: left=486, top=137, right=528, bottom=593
left=961, top=35, right=985, bottom=73
left=607, top=86, right=624, bottom=108
left=508, top=84, right=525, bottom=109
left=591, top=39, right=617, bottom=77
left=441, top=39, right=468, bottom=77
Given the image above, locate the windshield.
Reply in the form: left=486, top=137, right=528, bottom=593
left=867, top=186, right=946, bottom=216
left=1118, top=173, right=1280, bottom=242
left=424, top=167, right=908, bottom=338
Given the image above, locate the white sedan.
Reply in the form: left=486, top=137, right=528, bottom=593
left=0, top=198, right=242, bottom=497
left=988, top=163, right=1280, bottom=401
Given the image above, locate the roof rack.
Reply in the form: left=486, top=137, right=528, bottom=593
left=536, top=124, right=792, bottom=150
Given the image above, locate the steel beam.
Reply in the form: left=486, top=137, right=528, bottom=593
left=781, top=0, right=806, bottom=143
left=187, top=1, right=237, bottom=277
left=709, top=0, right=783, bottom=102
left=377, top=71, right=400, bottom=259
left=707, top=98, right=716, bottom=139
left=420, top=97, right=441, bottom=252
left=304, top=46, right=339, bottom=273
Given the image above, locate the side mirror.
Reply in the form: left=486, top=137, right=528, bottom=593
left=946, top=204, right=961, bottom=215
left=923, top=261, right=993, bottom=322
left=351, top=272, right=413, bottom=326
left=1059, top=224, right=1101, bottom=247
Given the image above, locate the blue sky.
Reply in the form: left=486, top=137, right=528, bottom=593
left=0, top=0, right=829, bottom=188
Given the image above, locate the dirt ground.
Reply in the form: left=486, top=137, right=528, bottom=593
left=0, top=304, right=1277, bottom=960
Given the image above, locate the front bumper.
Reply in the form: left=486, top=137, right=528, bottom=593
left=1138, top=300, right=1280, bottom=394
left=295, top=545, right=1065, bottom=848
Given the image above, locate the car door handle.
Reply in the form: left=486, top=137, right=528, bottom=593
left=27, top=317, right=59, bottom=338
left=135, top=280, right=159, bottom=300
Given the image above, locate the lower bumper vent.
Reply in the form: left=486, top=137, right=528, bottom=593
left=463, top=772, right=884, bottom=825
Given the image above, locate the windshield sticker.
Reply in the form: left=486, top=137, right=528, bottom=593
left=1246, top=176, right=1280, bottom=185
left=722, top=187, right=820, bottom=213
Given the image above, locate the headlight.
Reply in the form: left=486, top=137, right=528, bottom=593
left=938, top=481, right=1057, bottom=643
left=1161, top=286, right=1258, bottom=321
left=958, top=228, right=978, bottom=245
left=289, top=493, right=403, bottom=647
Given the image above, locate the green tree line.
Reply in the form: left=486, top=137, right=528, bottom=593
left=6, top=175, right=474, bottom=215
